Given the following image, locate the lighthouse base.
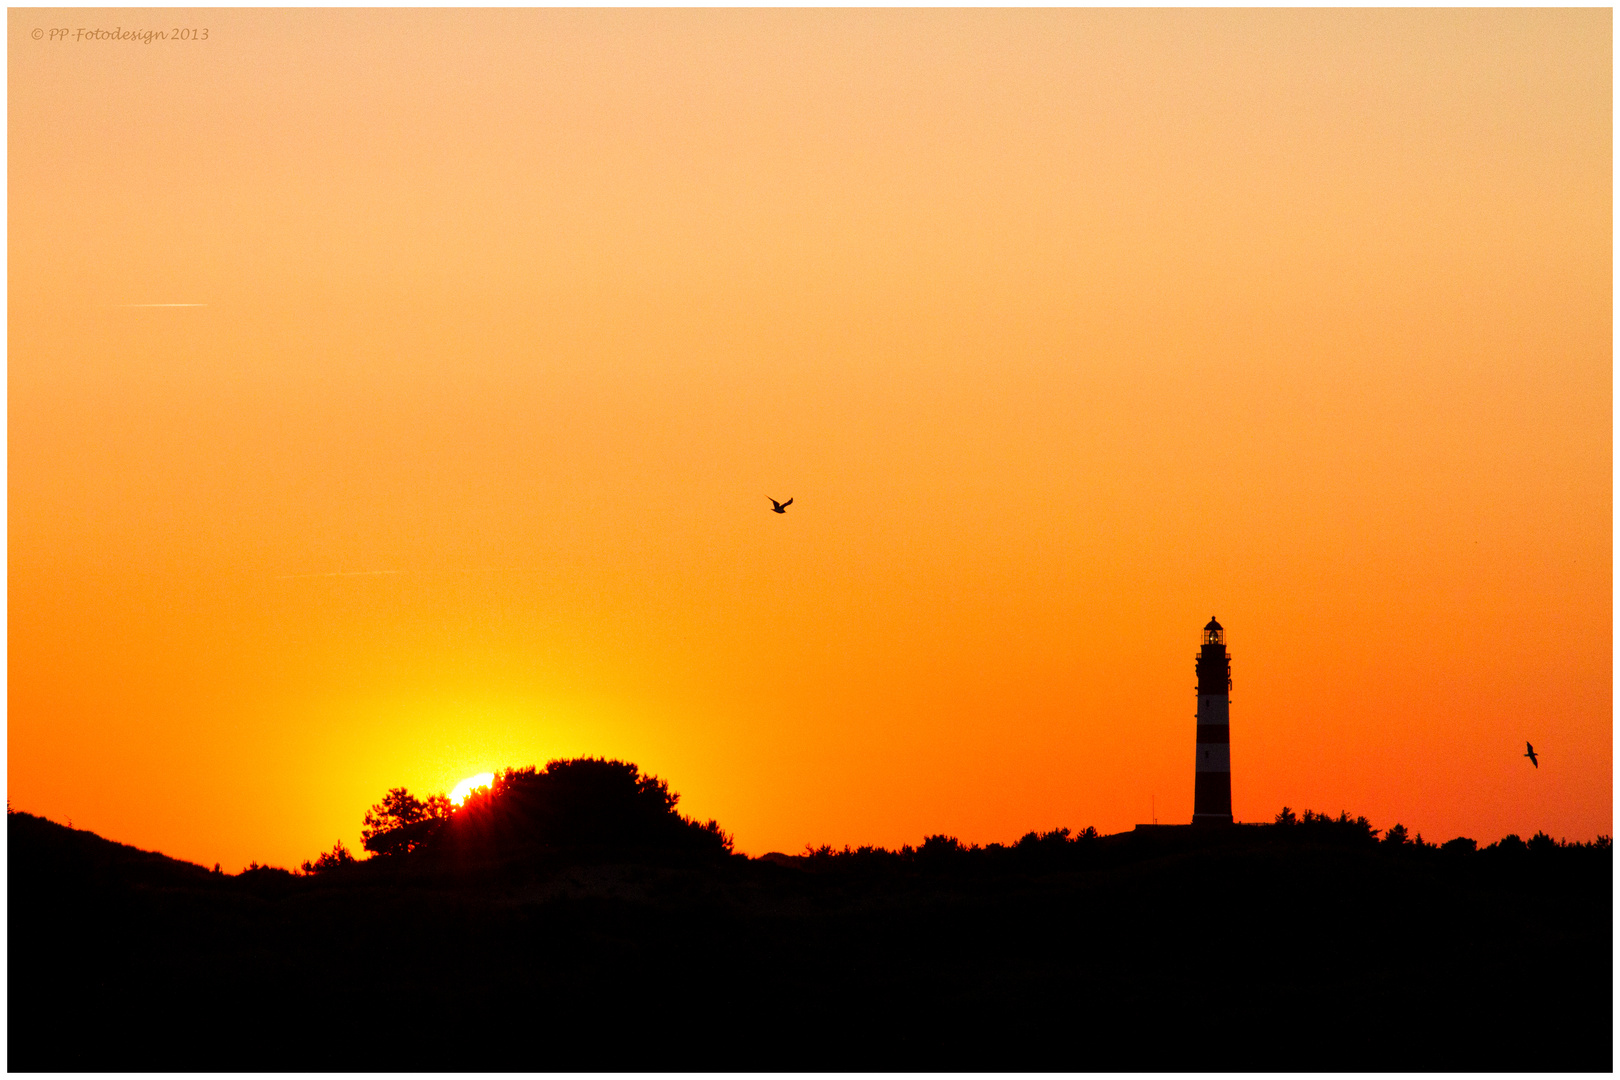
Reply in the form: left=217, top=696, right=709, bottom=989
left=1192, top=771, right=1232, bottom=825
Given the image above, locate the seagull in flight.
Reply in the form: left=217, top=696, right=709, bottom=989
left=769, top=497, right=793, bottom=514
left=1524, top=741, right=1538, bottom=768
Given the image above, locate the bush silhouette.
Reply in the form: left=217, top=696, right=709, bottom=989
left=349, top=759, right=731, bottom=865
left=441, top=758, right=733, bottom=857
left=1295, top=809, right=1380, bottom=846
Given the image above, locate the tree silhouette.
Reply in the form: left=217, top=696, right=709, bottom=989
left=1296, top=809, right=1380, bottom=845
left=361, top=788, right=453, bottom=857
left=300, top=840, right=357, bottom=875
left=918, top=834, right=967, bottom=862
left=1017, top=827, right=1071, bottom=849
left=440, top=758, right=734, bottom=857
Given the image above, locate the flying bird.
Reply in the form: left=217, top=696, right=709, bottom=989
left=1524, top=741, right=1538, bottom=768
left=769, top=497, right=793, bottom=514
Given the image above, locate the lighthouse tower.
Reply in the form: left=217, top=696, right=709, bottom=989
left=1193, top=616, right=1233, bottom=825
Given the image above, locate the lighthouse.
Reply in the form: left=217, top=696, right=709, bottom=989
left=1193, top=616, right=1233, bottom=825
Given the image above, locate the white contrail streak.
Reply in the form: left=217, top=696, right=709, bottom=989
left=115, top=303, right=208, bottom=307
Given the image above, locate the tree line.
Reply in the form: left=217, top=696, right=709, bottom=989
left=294, top=763, right=1608, bottom=876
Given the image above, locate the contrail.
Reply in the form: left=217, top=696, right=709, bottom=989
left=115, top=303, right=208, bottom=308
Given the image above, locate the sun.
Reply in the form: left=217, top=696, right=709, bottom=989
left=449, top=772, right=495, bottom=806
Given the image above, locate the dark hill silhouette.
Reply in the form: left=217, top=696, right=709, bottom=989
left=8, top=809, right=217, bottom=888
left=8, top=789, right=1610, bottom=1071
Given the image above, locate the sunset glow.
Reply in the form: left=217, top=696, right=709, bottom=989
left=450, top=774, right=496, bottom=807
left=8, top=9, right=1609, bottom=871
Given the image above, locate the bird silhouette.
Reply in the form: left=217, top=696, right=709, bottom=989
left=769, top=497, right=793, bottom=514
left=1524, top=741, right=1538, bottom=768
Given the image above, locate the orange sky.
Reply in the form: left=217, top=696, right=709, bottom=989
left=9, top=8, right=1611, bottom=870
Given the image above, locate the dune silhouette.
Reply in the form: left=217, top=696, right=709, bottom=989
left=7, top=773, right=1611, bottom=1072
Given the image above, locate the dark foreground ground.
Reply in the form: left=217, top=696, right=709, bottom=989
left=9, top=811, right=1611, bottom=1071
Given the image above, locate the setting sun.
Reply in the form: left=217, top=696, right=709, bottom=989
left=449, top=773, right=496, bottom=807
